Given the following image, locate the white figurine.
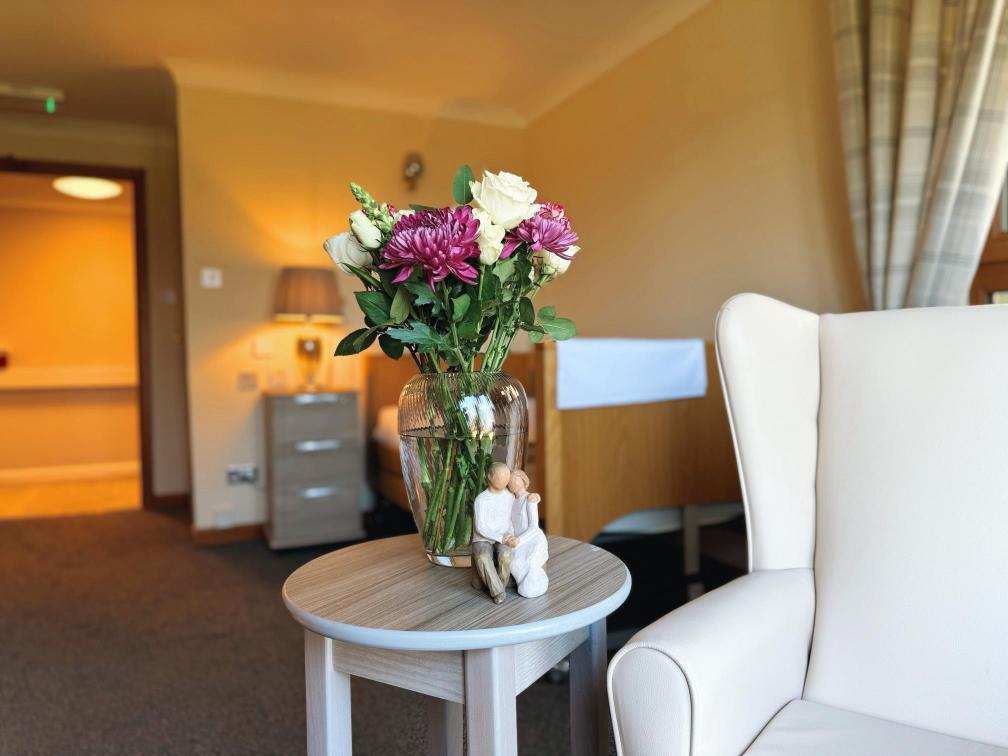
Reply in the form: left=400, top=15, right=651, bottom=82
left=471, top=462, right=516, bottom=604
left=505, top=469, right=549, bottom=598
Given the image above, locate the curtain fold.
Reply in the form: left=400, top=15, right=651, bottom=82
left=831, top=0, right=1008, bottom=309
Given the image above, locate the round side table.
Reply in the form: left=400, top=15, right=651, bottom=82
left=283, top=533, right=631, bottom=756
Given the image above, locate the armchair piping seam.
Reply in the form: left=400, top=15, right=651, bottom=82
left=608, top=641, right=696, bottom=756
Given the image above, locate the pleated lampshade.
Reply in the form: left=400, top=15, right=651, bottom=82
left=272, top=267, right=343, bottom=324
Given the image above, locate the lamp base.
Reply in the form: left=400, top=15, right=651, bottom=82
left=296, top=335, right=323, bottom=391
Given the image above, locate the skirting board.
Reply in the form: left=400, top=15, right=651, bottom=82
left=191, top=523, right=264, bottom=546
left=0, top=460, right=139, bottom=484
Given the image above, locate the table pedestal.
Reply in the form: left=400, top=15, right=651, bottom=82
left=304, top=619, right=608, bottom=756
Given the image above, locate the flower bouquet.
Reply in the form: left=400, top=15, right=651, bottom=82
left=324, top=166, right=578, bottom=564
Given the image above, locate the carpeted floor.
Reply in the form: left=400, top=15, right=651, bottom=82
left=0, top=508, right=743, bottom=755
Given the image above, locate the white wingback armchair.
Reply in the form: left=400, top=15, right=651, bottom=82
left=608, top=294, right=1008, bottom=755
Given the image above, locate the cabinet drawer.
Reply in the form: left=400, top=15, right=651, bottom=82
left=267, top=392, right=358, bottom=445
left=269, top=489, right=363, bottom=547
left=269, top=445, right=363, bottom=489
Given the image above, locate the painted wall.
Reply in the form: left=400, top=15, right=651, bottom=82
left=174, top=0, right=865, bottom=531
left=525, top=0, right=865, bottom=338
left=0, top=114, right=190, bottom=495
left=0, top=205, right=138, bottom=471
left=174, top=85, right=526, bottom=529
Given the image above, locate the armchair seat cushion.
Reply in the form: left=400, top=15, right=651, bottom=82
left=746, top=700, right=1008, bottom=756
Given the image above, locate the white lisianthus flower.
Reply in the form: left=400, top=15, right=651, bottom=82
left=536, top=244, right=578, bottom=277
left=349, top=209, right=382, bottom=249
left=471, top=208, right=506, bottom=265
left=324, top=231, right=372, bottom=272
left=469, top=170, right=538, bottom=230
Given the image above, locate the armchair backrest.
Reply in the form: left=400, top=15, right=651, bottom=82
left=716, top=294, right=1008, bottom=748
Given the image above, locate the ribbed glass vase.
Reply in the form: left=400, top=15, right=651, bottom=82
left=398, top=372, right=528, bottom=567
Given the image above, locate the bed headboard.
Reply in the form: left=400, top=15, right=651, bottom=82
left=363, top=351, right=538, bottom=437
left=536, top=340, right=741, bottom=542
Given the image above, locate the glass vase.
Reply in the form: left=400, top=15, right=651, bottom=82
left=398, top=372, right=528, bottom=567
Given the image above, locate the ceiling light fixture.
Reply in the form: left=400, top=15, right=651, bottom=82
left=52, top=176, right=123, bottom=201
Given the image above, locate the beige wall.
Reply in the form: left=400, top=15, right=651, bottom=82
left=526, top=0, right=865, bottom=338
left=174, top=85, right=526, bottom=529
left=0, top=115, right=190, bottom=495
left=0, top=205, right=138, bottom=471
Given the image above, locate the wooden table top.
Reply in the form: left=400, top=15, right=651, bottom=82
left=283, top=534, right=631, bottom=650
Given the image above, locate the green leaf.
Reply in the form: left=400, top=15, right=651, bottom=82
left=492, top=258, right=515, bottom=284
left=356, top=328, right=380, bottom=351
left=378, top=333, right=404, bottom=360
left=452, top=293, right=471, bottom=323
left=334, top=328, right=370, bottom=356
left=335, top=327, right=379, bottom=355
left=479, top=271, right=501, bottom=303
left=518, top=296, right=535, bottom=327
left=456, top=301, right=483, bottom=340
left=409, top=204, right=437, bottom=212
left=540, top=316, right=576, bottom=341
left=390, top=287, right=411, bottom=323
left=452, top=164, right=475, bottom=205
left=528, top=329, right=545, bottom=344
left=386, top=321, right=448, bottom=352
left=538, top=305, right=557, bottom=321
left=513, top=255, right=533, bottom=288
left=376, top=268, right=397, bottom=297
left=355, top=291, right=392, bottom=324
left=404, top=280, right=440, bottom=311
left=343, top=263, right=379, bottom=291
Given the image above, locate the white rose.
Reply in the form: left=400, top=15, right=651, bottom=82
left=471, top=208, right=506, bottom=265
left=349, top=209, right=382, bottom=249
left=324, top=231, right=372, bottom=272
left=469, top=170, right=538, bottom=230
left=537, top=245, right=578, bottom=277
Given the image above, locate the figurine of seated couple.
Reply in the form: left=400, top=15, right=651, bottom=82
left=471, top=462, right=549, bottom=603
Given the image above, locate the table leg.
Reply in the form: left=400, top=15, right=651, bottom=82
left=305, top=630, right=352, bottom=756
left=464, top=646, right=517, bottom=756
left=569, top=619, right=608, bottom=756
left=426, top=696, right=463, bottom=756
left=684, top=504, right=705, bottom=599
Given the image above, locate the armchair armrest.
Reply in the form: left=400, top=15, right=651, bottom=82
left=608, top=568, right=814, bottom=756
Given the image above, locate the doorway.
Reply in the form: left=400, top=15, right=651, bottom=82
left=0, top=162, right=152, bottom=518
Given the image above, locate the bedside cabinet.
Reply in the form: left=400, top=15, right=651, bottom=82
left=264, top=390, right=366, bottom=549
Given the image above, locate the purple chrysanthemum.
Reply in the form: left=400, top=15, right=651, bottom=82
left=381, top=207, right=481, bottom=288
left=502, top=203, right=579, bottom=260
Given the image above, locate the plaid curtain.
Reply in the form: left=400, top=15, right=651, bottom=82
left=831, top=0, right=1008, bottom=308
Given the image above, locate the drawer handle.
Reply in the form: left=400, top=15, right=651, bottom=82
left=293, top=393, right=344, bottom=405
left=294, top=439, right=342, bottom=453
left=298, top=485, right=344, bottom=499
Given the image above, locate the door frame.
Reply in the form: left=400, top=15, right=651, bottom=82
left=0, top=155, right=161, bottom=511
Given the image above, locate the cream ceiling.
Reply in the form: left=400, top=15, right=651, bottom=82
left=0, top=0, right=709, bottom=128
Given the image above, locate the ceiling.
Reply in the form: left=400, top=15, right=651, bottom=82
left=0, top=171, right=134, bottom=214
left=0, top=0, right=709, bottom=128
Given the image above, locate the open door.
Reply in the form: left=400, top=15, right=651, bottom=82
left=0, top=160, right=159, bottom=517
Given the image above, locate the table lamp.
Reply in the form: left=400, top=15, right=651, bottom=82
left=272, top=267, right=343, bottom=390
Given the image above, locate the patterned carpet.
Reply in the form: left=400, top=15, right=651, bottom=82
left=0, top=507, right=743, bottom=755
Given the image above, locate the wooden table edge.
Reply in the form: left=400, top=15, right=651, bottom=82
left=282, top=565, right=631, bottom=651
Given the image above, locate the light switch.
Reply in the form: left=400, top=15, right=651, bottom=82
left=236, top=372, right=258, bottom=391
left=251, top=335, right=274, bottom=359
left=200, top=267, right=223, bottom=289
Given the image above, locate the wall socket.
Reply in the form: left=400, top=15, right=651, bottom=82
left=226, top=463, right=259, bottom=485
